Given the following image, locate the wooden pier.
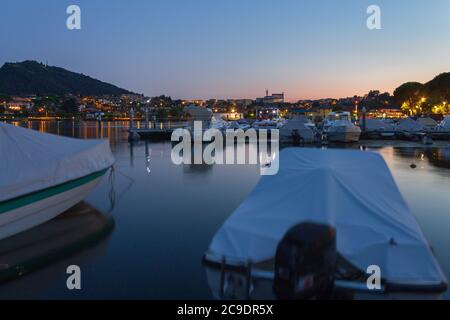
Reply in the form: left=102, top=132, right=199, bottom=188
left=129, top=127, right=175, bottom=141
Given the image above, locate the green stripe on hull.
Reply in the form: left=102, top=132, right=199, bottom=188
left=0, top=169, right=108, bottom=214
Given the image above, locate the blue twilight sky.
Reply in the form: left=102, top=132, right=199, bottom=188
left=1, top=0, right=450, bottom=101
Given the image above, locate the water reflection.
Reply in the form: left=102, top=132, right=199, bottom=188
left=0, top=202, right=113, bottom=298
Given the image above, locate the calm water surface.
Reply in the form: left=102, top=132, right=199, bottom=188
left=1, top=120, right=449, bottom=299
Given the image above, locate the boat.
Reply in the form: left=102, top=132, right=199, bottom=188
left=362, top=119, right=396, bottom=138
left=438, top=116, right=450, bottom=132
left=182, top=105, right=228, bottom=140
left=204, top=148, right=447, bottom=298
left=417, top=117, right=438, bottom=132
left=396, top=117, right=426, bottom=134
left=0, top=122, right=115, bottom=241
left=324, top=112, right=361, bottom=142
left=225, top=121, right=251, bottom=131
left=252, top=119, right=284, bottom=130
left=279, top=114, right=316, bottom=144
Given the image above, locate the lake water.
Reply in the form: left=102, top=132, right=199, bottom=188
left=1, top=120, right=449, bottom=299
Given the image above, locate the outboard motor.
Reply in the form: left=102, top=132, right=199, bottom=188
left=273, top=222, right=336, bottom=299
left=291, top=129, right=302, bottom=145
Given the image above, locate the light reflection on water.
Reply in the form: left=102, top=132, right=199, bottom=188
left=1, top=120, right=450, bottom=299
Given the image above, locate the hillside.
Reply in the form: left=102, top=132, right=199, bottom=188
left=0, top=61, right=133, bottom=96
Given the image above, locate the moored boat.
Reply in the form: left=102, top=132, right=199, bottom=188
left=362, top=118, right=396, bottom=138
left=204, top=148, right=447, bottom=298
left=324, top=112, right=361, bottom=142
left=0, top=123, right=115, bottom=240
left=396, top=117, right=426, bottom=134
left=279, top=114, right=316, bottom=144
left=417, top=117, right=438, bottom=132
left=438, top=116, right=450, bottom=132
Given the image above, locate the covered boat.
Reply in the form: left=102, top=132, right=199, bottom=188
left=206, top=148, right=447, bottom=293
left=396, top=117, right=425, bottom=133
left=0, top=123, right=114, bottom=240
left=438, top=116, right=450, bottom=132
left=417, top=117, right=438, bottom=132
left=363, top=119, right=396, bottom=138
left=279, top=114, right=316, bottom=144
left=325, top=112, right=361, bottom=142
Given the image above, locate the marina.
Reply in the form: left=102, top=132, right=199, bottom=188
left=126, top=110, right=450, bottom=147
left=0, top=120, right=449, bottom=299
left=2, top=0, right=450, bottom=304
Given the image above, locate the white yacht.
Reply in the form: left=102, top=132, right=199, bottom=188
left=323, top=112, right=361, bottom=143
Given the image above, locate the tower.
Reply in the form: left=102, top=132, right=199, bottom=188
left=266, top=89, right=269, bottom=97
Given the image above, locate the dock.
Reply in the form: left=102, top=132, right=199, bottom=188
left=129, top=128, right=175, bottom=141
left=127, top=107, right=185, bottom=141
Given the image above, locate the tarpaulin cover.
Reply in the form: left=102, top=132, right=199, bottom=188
left=396, top=117, right=425, bottom=132
left=364, top=119, right=396, bottom=132
left=208, top=148, right=446, bottom=288
left=0, top=122, right=114, bottom=202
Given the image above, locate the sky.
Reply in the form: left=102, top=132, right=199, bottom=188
left=1, top=0, right=450, bottom=101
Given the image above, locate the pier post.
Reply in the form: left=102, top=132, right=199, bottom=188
left=152, top=109, right=157, bottom=128
left=362, top=107, right=367, bottom=132
left=129, top=107, right=134, bottom=129
left=145, top=107, right=149, bottom=129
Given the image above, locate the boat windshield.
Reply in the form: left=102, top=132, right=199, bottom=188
left=338, top=113, right=350, bottom=121
left=327, top=114, right=336, bottom=121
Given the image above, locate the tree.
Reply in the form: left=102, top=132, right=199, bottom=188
left=425, top=73, right=450, bottom=103
left=169, top=106, right=183, bottom=118
left=61, top=98, right=79, bottom=115
left=393, top=82, right=425, bottom=115
left=156, top=107, right=168, bottom=119
left=0, top=94, right=12, bottom=102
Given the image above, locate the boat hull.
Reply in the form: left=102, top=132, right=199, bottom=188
left=0, top=171, right=106, bottom=241
left=327, top=131, right=361, bottom=143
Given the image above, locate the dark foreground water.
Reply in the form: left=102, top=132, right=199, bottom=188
left=1, top=120, right=450, bottom=299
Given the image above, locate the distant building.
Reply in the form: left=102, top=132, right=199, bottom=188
left=256, top=90, right=285, bottom=105
left=4, top=98, right=33, bottom=112
left=309, top=105, right=333, bottom=118
left=364, top=106, right=403, bottom=119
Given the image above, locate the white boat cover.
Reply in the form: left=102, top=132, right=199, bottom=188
left=439, top=116, right=450, bottom=131
left=364, top=119, right=396, bottom=132
left=208, top=148, right=446, bottom=289
left=280, top=116, right=315, bottom=142
left=328, top=119, right=361, bottom=134
left=396, top=117, right=425, bottom=132
left=417, top=117, right=438, bottom=130
left=0, top=122, right=115, bottom=202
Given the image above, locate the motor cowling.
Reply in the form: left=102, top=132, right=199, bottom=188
left=273, top=222, right=337, bottom=299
